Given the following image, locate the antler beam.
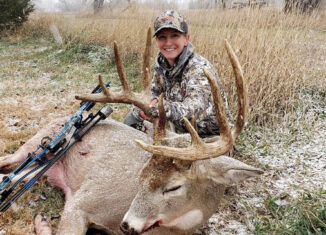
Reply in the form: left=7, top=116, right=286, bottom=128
left=135, top=40, right=247, bottom=161
left=224, top=39, right=248, bottom=140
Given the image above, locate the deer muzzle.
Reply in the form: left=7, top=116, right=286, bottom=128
left=120, top=221, right=140, bottom=235
left=120, top=219, right=162, bottom=235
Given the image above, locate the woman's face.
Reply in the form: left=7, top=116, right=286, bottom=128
left=155, top=28, right=190, bottom=66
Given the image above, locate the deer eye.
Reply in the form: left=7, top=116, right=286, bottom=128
left=163, top=185, right=182, bottom=194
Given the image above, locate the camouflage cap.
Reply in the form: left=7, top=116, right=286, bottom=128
left=154, top=10, right=188, bottom=36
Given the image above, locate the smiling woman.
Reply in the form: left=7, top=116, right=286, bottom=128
left=155, top=29, right=190, bottom=67
left=124, top=10, right=234, bottom=138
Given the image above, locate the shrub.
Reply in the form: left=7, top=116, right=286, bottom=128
left=0, top=0, right=34, bottom=31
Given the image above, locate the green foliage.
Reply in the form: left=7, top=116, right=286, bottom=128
left=0, top=0, right=34, bottom=31
left=57, top=44, right=111, bottom=65
left=53, top=43, right=143, bottom=91
left=255, top=190, right=326, bottom=234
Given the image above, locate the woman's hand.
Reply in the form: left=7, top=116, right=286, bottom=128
left=140, top=99, right=158, bottom=119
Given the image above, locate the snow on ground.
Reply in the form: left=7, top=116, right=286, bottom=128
left=258, top=121, right=326, bottom=196
left=197, top=115, right=326, bottom=234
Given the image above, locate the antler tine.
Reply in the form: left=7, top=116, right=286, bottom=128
left=224, top=39, right=248, bottom=140
left=75, top=75, right=112, bottom=103
left=98, top=74, right=110, bottom=97
left=114, top=41, right=131, bottom=93
left=142, top=27, right=152, bottom=98
left=191, top=114, right=198, bottom=133
left=203, top=68, right=231, bottom=137
left=153, top=93, right=166, bottom=142
left=75, top=32, right=153, bottom=113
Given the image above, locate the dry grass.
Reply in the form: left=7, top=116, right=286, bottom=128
left=11, top=8, right=326, bottom=126
left=0, top=178, right=64, bottom=234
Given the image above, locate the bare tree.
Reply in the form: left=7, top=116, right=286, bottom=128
left=220, top=0, right=226, bottom=9
left=189, top=0, right=224, bottom=9
left=283, top=0, right=321, bottom=13
left=93, top=0, right=104, bottom=13
left=57, top=0, right=83, bottom=12
left=139, top=0, right=178, bottom=10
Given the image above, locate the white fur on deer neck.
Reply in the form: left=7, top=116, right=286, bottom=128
left=163, top=209, right=203, bottom=230
left=198, top=164, right=207, bottom=174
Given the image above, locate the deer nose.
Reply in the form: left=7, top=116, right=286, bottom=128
left=120, top=221, right=129, bottom=232
left=120, top=222, right=140, bottom=235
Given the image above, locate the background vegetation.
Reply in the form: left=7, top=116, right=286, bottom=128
left=10, top=8, right=326, bottom=126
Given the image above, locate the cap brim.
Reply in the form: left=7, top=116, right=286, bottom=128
left=153, top=26, right=186, bottom=37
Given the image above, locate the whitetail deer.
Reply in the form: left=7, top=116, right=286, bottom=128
left=0, top=28, right=262, bottom=235
left=75, top=28, right=263, bottom=234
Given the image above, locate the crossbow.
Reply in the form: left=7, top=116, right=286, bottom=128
left=0, top=81, right=112, bottom=212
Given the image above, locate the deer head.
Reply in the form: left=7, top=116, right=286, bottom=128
left=120, top=154, right=262, bottom=234
left=76, top=29, right=263, bottom=235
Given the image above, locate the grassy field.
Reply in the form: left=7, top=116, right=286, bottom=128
left=0, top=7, right=325, bottom=234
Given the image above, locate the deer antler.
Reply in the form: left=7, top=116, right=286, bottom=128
left=135, top=40, right=247, bottom=161
left=224, top=39, right=247, bottom=140
left=75, top=27, right=153, bottom=113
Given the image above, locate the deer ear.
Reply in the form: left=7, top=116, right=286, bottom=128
left=191, top=156, right=263, bottom=184
left=222, top=167, right=263, bottom=184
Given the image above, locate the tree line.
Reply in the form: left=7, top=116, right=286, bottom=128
left=0, top=0, right=322, bottom=32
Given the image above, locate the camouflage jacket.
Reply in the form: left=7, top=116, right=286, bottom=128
left=151, top=42, right=233, bottom=136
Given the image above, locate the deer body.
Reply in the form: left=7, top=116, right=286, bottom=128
left=1, top=117, right=261, bottom=235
